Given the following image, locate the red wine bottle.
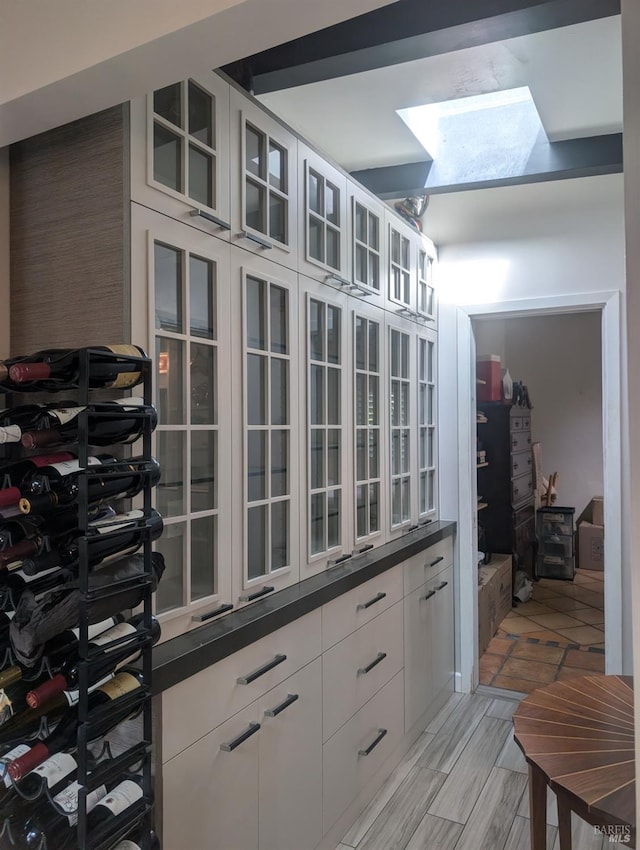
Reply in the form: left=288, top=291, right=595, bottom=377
left=0, top=567, right=71, bottom=614
left=19, top=397, right=157, bottom=450
left=3, top=344, right=147, bottom=392
left=7, top=670, right=146, bottom=780
left=19, top=456, right=161, bottom=516
left=21, top=510, right=164, bottom=576
left=78, top=776, right=145, bottom=846
left=0, top=507, right=92, bottom=571
left=0, top=453, right=76, bottom=509
left=0, top=750, right=80, bottom=824
left=27, top=614, right=160, bottom=707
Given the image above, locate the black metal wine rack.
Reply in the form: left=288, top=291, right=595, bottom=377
left=0, top=348, right=159, bottom=850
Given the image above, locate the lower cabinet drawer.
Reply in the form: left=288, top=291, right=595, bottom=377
left=403, top=537, right=453, bottom=595
left=511, top=472, right=533, bottom=506
left=511, top=450, right=532, bottom=478
left=322, top=601, right=403, bottom=741
left=322, top=670, right=404, bottom=833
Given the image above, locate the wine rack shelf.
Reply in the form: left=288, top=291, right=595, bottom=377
left=0, top=347, right=161, bottom=850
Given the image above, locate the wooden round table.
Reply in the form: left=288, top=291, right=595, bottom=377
left=513, top=674, right=635, bottom=849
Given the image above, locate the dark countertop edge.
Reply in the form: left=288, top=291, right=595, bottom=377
left=152, top=520, right=456, bottom=694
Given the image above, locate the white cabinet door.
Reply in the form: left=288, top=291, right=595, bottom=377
left=417, top=328, right=439, bottom=523
left=130, top=204, right=233, bottom=641
left=298, top=143, right=349, bottom=284
left=384, top=210, right=418, bottom=316
left=230, top=90, right=298, bottom=270
left=347, top=181, right=386, bottom=309
left=130, top=72, right=232, bottom=240
left=230, top=247, right=300, bottom=606
left=162, top=701, right=260, bottom=850
left=259, top=659, right=323, bottom=850
left=416, top=234, right=438, bottom=329
left=431, top=563, right=455, bottom=696
left=403, top=579, right=435, bottom=732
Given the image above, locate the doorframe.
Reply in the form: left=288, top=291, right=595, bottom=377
left=455, top=290, right=622, bottom=692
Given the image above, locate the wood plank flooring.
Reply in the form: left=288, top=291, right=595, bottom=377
left=336, top=692, right=606, bottom=850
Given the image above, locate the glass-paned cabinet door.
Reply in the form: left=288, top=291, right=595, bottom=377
left=230, top=249, right=299, bottom=605
left=417, top=235, right=438, bottom=328
left=230, top=90, right=298, bottom=271
left=131, top=205, right=232, bottom=639
left=388, top=318, right=415, bottom=533
left=384, top=209, right=419, bottom=316
left=418, top=330, right=438, bottom=521
left=347, top=181, right=386, bottom=308
left=300, top=276, right=350, bottom=575
left=298, top=143, right=349, bottom=286
left=130, top=72, right=231, bottom=240
left=353, top=303, right=387, bottom=545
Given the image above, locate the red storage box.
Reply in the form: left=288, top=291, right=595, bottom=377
left=477, top=355, right=502, bottom=401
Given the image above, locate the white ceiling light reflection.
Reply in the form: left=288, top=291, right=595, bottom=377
left=438, top=258, right=510, bottom=306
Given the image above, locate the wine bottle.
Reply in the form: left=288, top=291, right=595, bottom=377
left=0, top=453, right=76, bottom=509
left=79, top=776, right=145, bottom=846
left=112, top=829, right=160, bottom=850
left=27, top=614, right=160, bottom=707
left=0, top=507, right=92, bottom=571
left=0, top=750, right=80, bottom=825
left=19, top=456, right=161, bottom=516
left=0, top=568, right=71, bottom=614
left=9, top=551, right=165, bottom=668
left=18, top=398, right=158, bottom=450
left=18, top=776, right=109, bottom=849
left=2, top=344, right=147, bottom=392
left=7, top=670, right=146, bottom=780
left=21, top=510, right=164, bottom=576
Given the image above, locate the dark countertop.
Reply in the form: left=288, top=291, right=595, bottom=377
left=152, top=520, right=456, bottom=694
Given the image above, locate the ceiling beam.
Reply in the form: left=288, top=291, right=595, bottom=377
left=350, top=132, right=623, bottom=198
left=226, top=0, right=621, bottom=94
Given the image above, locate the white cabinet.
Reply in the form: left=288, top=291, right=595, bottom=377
left=431, top=564, right=455, bottom=696
left=230, top=90, right=298, bottom=269
left=130, top=72, right=232, bottom=239
left=298, top=143, right=349, bottom=284
left=384, top=209, right=418, bottom=315
left=229, top=247, right=301, bottom=605
left=416, top=235, right=438, bottom=328
left=417, top=328, right=438, bottom=522
left=347, top=181, right=386, bottom=309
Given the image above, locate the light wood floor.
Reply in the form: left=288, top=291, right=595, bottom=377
left=335, top=691, right=607, bottom=850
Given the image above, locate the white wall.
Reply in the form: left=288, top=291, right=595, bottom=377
left=473, top=312, right=603, bottom=516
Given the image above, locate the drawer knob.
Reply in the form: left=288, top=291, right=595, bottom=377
left=357, top=652, right=387, bottom=676
left=220, top=721, right=260, bottom=752
left=358, top=728, right=388, bottom=757
left=357, top=591, right=387, bottom=611
left=237, top=654, right=287, bottom=685
left=264, top=693, right=299, bottom=718
left=428, top=555, right=444, bottom=568
left=513, top=463, right=518, bottom=470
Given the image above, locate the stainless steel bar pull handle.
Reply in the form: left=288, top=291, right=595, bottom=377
left=358, top=728, right=387, bottom=757
left=239, top=585, right=275, bottom=602
left=421, top=589, right=436, bottom=601
left=357, top=591, right=386, bottom=611
left=237, top=654, right=287, bottom=685
left=238, top=230, right=273, bottom=250
left=220, top=722, right=260, bottom=752
left=191, top=602, right=234, bottom=622
left=428, top=555, right=444, bottom=568
left=264, top=693, right=299, bottom=718
left=190, top=208, right=231, bottom=230
left=436, top=581, right=448, bottom=591
left=357, top=652, right=387, bottom=676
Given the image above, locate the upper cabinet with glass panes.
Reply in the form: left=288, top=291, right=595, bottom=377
left=230, top=91, right=299, bottom=270
left=298, top=143, right=349, bottom=287
left=130, top=72, right=231, bottom=239
left=416, top=234, right=438, bottom=329
left=346, top=181, right=386, bottom=309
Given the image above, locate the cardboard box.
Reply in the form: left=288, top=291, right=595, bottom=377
left=578, top=520, right=604, bottom=571
left=477, top=355, right=502, bottom=402
left=577, top=497, right=604, bottom=527
left=478, top=555, right=513, bottom=653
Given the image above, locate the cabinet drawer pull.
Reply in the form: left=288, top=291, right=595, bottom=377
left=357, top=591, right=386, bottom=611
left=191, top=602, right=234, bottom=622
left=358, top=728, right=388, bottom=757
left=264, top=693, right=299, bottom=718
left=513, top=463, right=518, bottom=471
left=357, top=652, right=387, bottom=676
left=220, top=721, right=260, bottom=752
left=237, top=654, right=287, bottom=685
left=352, top=543, right=374, bottom=556
left=435, top=581, right=448, bottom=591
left=421, top=589, right=436, bottom=601
left=325, top=273, right=350, bottom=288
left=239, top=585, right=275, bottom=602
left=238, top=230, right=273, bottom=250
left=328, top=553, right=352, bottom=568
left=190, top=208, right=231, bottom=230
left=428, top=555, right=444, bottom=568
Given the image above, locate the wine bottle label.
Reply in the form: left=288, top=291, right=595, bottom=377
left=97, top=779, right=143, bottom=816
left=92, top=510, right=144, bottom=535
left=47, top=406, right=86, bottom=426
left=91, top=621, right=137, bottom=648
left=0, top=426, right=22, bottom=445
left=14, top=566, right=59, bottom=583
left=29, top=452, right=75, bottom=468
left=113, top=842, right=142, bottom=850
left=47, top=456, right=102, bottom=475
left=104, top=345, right=143, bottom=390
left=98, top=672, right=141, bottom=700
left=65, top=674, right=114, bottom=706
left=34, top=752, right=77, bottom=787
left=0, top=689, right=16, bottom=726
left=70, top=617, right=119, bottom=642
left=54, top=780, right=107, bottom=826
left=112, top=396, right=145, bottom=408
left=1, top=743, right=31, bottom=788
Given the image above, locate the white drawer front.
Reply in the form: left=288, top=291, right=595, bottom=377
left=322, top=601, right=403, bottom=742
left=403, top=537, right=453, bottom=596
left=322, top=564, right=403, bottom=651
left=322, top=670, right=404, bottom=833
left=162, top=609, right=322, bottom=761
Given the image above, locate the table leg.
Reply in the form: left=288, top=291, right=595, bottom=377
left=556, top=792, right=572, bottom=850
left=528, top=764, right=548, bottom=850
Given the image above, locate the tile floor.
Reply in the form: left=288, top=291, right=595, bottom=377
left=479, top=569, right=605, bottom=694
left=335, top=692, right=608, bottom=850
